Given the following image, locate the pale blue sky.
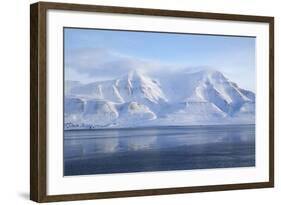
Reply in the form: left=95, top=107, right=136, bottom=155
left=64, top=27, right=256, bottom=91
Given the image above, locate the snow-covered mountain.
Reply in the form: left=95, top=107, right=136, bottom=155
left=64, top=69, right=255, bottom=129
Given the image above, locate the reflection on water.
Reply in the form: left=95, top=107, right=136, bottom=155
left=64, top=124, right=255, bottom=176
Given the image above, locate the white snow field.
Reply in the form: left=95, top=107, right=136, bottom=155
left=64, top=69, right=255, bottom=129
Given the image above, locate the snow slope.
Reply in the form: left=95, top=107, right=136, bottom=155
left=64, top=69, right=255, bottom=129
left=67, top=70, right=167, bottom=104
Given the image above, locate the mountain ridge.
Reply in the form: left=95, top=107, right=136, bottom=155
left=64, top=69, right=255, bottom=129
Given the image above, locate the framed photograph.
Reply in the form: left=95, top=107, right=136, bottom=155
left=30, top=1, right=274, bottom=202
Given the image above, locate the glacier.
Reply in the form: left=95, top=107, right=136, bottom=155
left=64, top=69, right=255, bottom=129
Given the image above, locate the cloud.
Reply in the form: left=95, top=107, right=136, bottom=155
left=65, top=47, right=184, bottom=82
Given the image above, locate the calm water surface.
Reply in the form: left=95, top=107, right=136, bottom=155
left=64, top=124, right=255, bottom=176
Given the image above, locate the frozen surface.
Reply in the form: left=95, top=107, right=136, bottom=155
left=64, top=124, right=255, bottom=175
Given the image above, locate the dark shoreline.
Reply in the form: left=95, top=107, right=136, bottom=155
left=64, top=123, right=256, bottom=132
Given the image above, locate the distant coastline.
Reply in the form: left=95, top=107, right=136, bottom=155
left=64, top=123, right=256, bottom=132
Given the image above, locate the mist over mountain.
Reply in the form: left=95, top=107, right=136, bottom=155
left=64, top=68, right=255, bottom=129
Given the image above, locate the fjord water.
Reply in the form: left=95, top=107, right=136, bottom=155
left=64, top=124, right=255, bottom=176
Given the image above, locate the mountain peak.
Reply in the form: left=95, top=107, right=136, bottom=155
left=126, top=69, right=145, bottom=81
left=65, top=69, right=255, bottom=128
left=184, top=67, right=224, bottom=76
left=123, top=70, right=167, bottom=104
left=190, top=68, right=224, bottom=77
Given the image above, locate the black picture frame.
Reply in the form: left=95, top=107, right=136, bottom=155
left=30, top=1, right=274, bottom=202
